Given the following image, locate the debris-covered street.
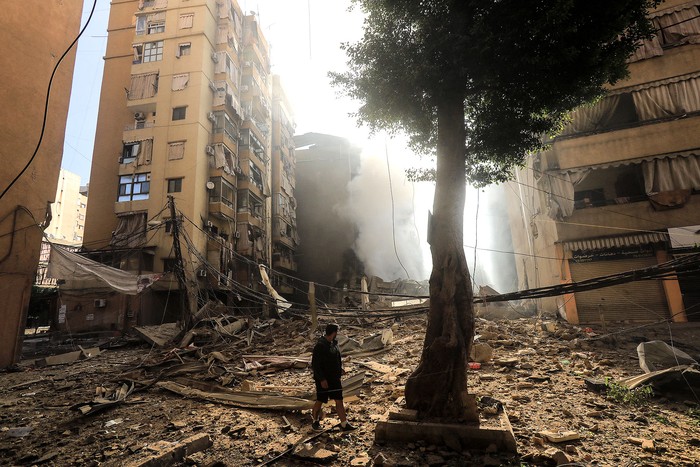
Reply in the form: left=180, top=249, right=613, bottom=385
left=2, top=313, right=700, bottom=466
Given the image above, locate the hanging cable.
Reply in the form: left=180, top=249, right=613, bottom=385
left=385, top=138, right=411, bottom=279
left=0, top=0, right=98, bottom=200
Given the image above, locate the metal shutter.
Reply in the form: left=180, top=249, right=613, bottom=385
left=570, top=257, right=669, bottom=324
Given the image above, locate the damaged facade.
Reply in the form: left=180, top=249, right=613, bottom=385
left=77, top=0, right=297, bottom=331
left=506, top=0, right=700, bottom=324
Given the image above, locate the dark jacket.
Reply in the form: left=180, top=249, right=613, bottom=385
left=312, top=336, right=342, bottom=382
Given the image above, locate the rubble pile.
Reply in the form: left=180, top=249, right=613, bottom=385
left=1, top=314, right=699, bottom=466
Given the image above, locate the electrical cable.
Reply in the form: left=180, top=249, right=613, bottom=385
left=385, top=139, right=410, bottom=279
left=0, top=0, right=98, bottom=201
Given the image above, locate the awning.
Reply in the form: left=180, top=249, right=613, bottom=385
left=648, top=0, right=700, bottom=19
left=561, top=232, right=669, bottom=252
left=608, top=71, right=700, bottom=96
left=553, top=148, right=700, bottom=174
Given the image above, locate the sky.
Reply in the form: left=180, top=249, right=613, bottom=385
left=60, top=0, right=516, bottom=289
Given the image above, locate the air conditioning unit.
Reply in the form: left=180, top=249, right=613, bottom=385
left=206, top=220, right=214, bottom=228
left=146, top=173, right=151, bottom=181
left=134, top=111, right=146, bottom=120
left=240, top=85, right=249, bottom=92
left=234, top=231, right=241, bottom=239
left=94, top=299, right=107, bottom=308
left=207, top=112, right=216, bottom=122
left=208, top=81, right=217, bottom=92
left=211, top=52, right=219, bottom=63
left=206, top=145, right=215, bottom=156
left=197, top=269, right=208, bottom=277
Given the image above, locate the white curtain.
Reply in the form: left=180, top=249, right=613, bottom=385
left=217, top=25, right=228, bottom=44
left=656, top=7, right=700, bottom=45
left=546, top=171, right=590, bottom=219
left=643, top=155, right=700, bottom=193
left=629, top=35, right=664, bottom=62
left=171, top=73, right=189, bottom=91
left=631, top=85, right=678, bottom=119
left=669, top=77, right=700, bottom=113
left=562, top=95, right=621, bottom=135
left=217, top=0, right=230, bottom=19
left=214, top=144, right=227, bottom=169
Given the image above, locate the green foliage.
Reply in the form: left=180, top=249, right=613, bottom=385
left=605, top=379, right=653, bottom=406
left=330, top=0, right=660, bottom=185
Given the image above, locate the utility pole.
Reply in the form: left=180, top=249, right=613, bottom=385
left=168, top=195, right=193, bottom=330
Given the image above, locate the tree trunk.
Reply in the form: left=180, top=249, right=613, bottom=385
left=404, top=95, right=476, bottom=421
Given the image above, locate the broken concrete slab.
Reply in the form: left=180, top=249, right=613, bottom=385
left=538, top=430, right=580, bottom=443
left=375, top=409, right=517, bottom=453
left=133, top=323, right=180, bottom=347
left=34, top=347, right=102, bottom=367
left=125, top=433, right=212, bottom=467
left=292, top=443, right=338, bottom=464
left=470, top=342, right=494, bottom=363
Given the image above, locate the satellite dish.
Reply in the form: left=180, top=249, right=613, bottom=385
left=206, top=181, right=215, bottom=190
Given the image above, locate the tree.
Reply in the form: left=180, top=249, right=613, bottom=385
left=331, top=0, right=658, bottom=419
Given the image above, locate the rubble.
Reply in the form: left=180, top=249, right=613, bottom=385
left=0, top=315, right=699, bottom=465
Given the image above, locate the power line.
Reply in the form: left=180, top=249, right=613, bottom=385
left=0, top=0, right=98, bottom=200
left=385, top=139, right=410, bottom=279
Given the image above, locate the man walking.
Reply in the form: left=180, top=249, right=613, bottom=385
left=311, top=323, right=356, bottom=431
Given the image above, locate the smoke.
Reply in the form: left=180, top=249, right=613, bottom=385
left=463, top=184, right=518, bottom=293
left=336, top=139, right=431, bottom=280
left=337, top=137, right=518, bottom=291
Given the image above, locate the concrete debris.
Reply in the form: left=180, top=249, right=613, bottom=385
left=292, top=443, right=338, bottom=464
left=133, top=323, right=180, bottom=347
left=538, top=430, right=580, bottom=443
left=125, top=433, right=212, bottom=467
left=34, top=346, right=103, bottom=367
left=637, top=340, right=698, bottom=373
left=469, top=342, right=494, bottom=363
left=3, top=313, right=700, bottom=466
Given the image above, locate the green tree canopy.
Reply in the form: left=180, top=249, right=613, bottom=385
left=331, top=0, right=660, bottom=419
left=331, top=0, right=659, bottom=185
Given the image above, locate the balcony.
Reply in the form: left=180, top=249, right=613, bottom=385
left=272, top=254, right=297, bottom=272
left=557, top=193, right=700, bottom=242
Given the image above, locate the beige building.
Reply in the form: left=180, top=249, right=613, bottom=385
left=48, top=169, right=88, bottom=245
left=0, top=1, right=83, bottom=368
left=506, top=0, right=700, bottom=324
left=270, top=76, right=299, bottom=295
left=81, top=0, right=292, bottom=327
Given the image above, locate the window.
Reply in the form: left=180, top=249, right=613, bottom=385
left=172, top=106, right=187, bottom=121
left=177, top=42, right=191, bottom=57
left=143, top=41, right=163, bottom=63
left=118, top=173, right=150, bottom=202
left=179, top=13, right=194, bottom=29
left=133, top=44, right=144, bottom=64
left=249, top=160, right=264, bottom=192
left=212, top=111, right=237, bottom=140
left=168, top=141, right=185, bottom=160
left=121, top=142, right=140, bottom=163
left=135, top=16, right=147, bottom=35
left=209, top=177, right=235, bottom=209
left=237, top=190, right=263, bottom=218
left=147, top=20, right=165, bottom=34
left=167, top=178, right=183, bottom=193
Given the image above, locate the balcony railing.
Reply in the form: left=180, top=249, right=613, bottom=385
left=124, top=122, right=155, bottom=131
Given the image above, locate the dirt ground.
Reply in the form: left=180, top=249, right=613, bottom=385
left=1, top=313, right=700, bottom=466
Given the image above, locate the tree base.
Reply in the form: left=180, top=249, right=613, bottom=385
left=374, top=405, right=517, bottom=453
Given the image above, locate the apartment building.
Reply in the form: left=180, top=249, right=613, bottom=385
left=0, top=1, right=83, bottom=368
left=506, top=0, right=700, bottom=324
left=81, top=0, right=290, bottom=325
left=48, top=169, right=88, bottom=246
left=270, top=76, right=299, bottom=295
